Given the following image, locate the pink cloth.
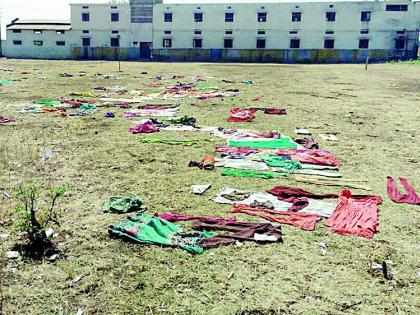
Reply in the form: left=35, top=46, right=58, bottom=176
left=155, top=213, right=236, bottom=223
left=227, top=108, right=258, bottom=122
left=0, top=115, right=15, bottom=124
left=129, top=120, right=160, bottom=134
left=325, top=189, right=382, bottom=238
left=276, top=148, right=342, bottom=167
left=387, top=177, right=420, bottom=205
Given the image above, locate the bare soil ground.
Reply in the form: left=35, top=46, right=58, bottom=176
left=0, top=58, right=419, bottom=314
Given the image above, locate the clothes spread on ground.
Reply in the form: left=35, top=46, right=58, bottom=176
left=292, top=175, right=372, bottom=191
left=103, top=196, right=147, bottom=214
left=276, top=148, right=341, bottom=167
left=124, top=107, right=179, bottom=117
left=268, top=185, right=339, bottom=201
left=263, top=108, right=287, bottom=115
left=139, top=138, right=213, bottom=146
left=210, top=128, right=279, bottom=140
left=104, top=112, right=115, bottom=118
left=293, top=137, right=319, bottom=149
left=292, top=169, right=342, bottom=178
left=191, top=220, right=282, bottom=246
left=109, top=214, right=211, bottom=254
left=221, top=168, right=285, bottom=179
left=228, top=138, right=298, bottom=149
left=189, top=156, right=216, bottom=170
left=109, top=214, right=282, bottom=253
left=0, top=115, right=15, bottom=123
left=325, top=189, right=382, bottom=238
left=386, top=177, right=420, bottom=205
left=155, top=213, right=235, bottom=223
left=259, top=154, right=302, bottom=173
left=213, top=188, right=337, bottom=217
left=191, top=184, right=212, bottom=195
left=130, top=119, right=160, bottom=134
left=231, top=204, right=321, bottom=231
left=215, top=158, right=269, bottom=171
left=227, top=108, right=258, bottom=122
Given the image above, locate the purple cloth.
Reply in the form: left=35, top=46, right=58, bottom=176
left=129, top=119, right=160, bottom=134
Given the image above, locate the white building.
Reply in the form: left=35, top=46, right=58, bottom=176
left=2, top=0, right=419, bottom=63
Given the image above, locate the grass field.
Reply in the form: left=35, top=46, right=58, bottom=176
left=0, top=58, right=419, bottom=315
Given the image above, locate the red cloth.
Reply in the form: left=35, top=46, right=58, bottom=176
left=215, top=146, right=258, bottom=155
left=268, top=185, right=338, bottom=202
left=325, top=189, right=382, bottom=238
left=231, top=204, right=321, bottom=231
left=387, top=177, right=420, bottom=205
left=264, top=108, right=287, bottom=115
left=227, top=108, right=257, bottom=122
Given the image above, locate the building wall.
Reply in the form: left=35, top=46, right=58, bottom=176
left=152, top=1, right=419, bottom=50
left=2, top=0, right=420, bottom=62
left=3, top=29, right=76, bottom=59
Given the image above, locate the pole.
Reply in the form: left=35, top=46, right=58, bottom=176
left=118, top=45, right=121, bottom=72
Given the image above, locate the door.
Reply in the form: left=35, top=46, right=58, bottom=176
left=140, top=42, right=152, bottom=59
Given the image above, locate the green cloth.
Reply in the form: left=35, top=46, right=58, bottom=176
left=103, top=196, right=147, bottom=214
left=165, top=116, right=196, bottom=126
left=109, top=214, right=212, bottom=254
left=260, top=154, right=302, bottom=173
left=228, top=138, right=297, bottom=149
left=194, top=86, right=218, bottom=91
left=139, top=138, right=214, bottom=146
left=221, top=168, right=286, bottom=179
left=34, top=100, right=63, bottom=105
left=0, top=80, right=12, bottom=86
left=80, top=104, right=96, bottom=110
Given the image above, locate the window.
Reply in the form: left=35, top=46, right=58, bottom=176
left=82, top=13, right=90, bottom=22
left=329, top=4, right=334, bottom=8
left=289, top=30, right=298, bottom=34
left=193, top=38, right=202, bottom=48
left=111, top=6, right=118, bottom=9
left=164, top=13, right=172, bottom=22
left=396, top=30, right=405, bottom=34
left=56, top=30, right=65, bottom=34
left=225, top=12, right=234, bottom=22
left=292, top=12, right=301, bottom=22
left=326, top=30, right=334, bottom=34
left=82, top=30, right=89, bottom=34
left=112, top=30, right=119, bottom=34
left=82, top=38, right=90, bottom=46
left=290, top=39, right=300, bottom=49
left=110, top=38, right=120, bottom=47
left=359, top=39, right=369, bottom=49
left=224, top=38, right=233, bottom=48
left=386, top=5, right=408, bottom=12
left=82, top=6, right=89, bottom=9
left=13, top=40, right=22, bottom=45
left=194, top=30, right=202, bottom=35
left=194, top=12, right=203, bottom=22
left=133, top=41, right=138, bottom=45
left=225, top=30, right=232, bottom=35
left=258, top=30, right=265, bottom=35
left=163, top=38, right=172, bottom=47
left=34, top=30, right=42, bottom=34
left=164, top=30, right=172, bottom=34
left=395, top=38, right=405, bottom=49
left=12, top=29, right=21, bottom=33
left=326, top=12, right=336, bottom=22
left=111, top=13, right=119, bottom=22
left=361, top=11, right=371, bottom=22
left=361, top=29, right=369, bottom=34
left=56, top=41, right=65, bottom=46
left=258, top=12, right=267, bottom=22
left=34, top=41, right=43, bottom=46
left=256, top=39, right=266, bottom=49
left=324, top=39, right=334, bottom=49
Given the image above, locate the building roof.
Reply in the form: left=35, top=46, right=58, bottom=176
left=163, top=0, right=406, bottom=3
left=7, top=19, right=71, bottom=31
